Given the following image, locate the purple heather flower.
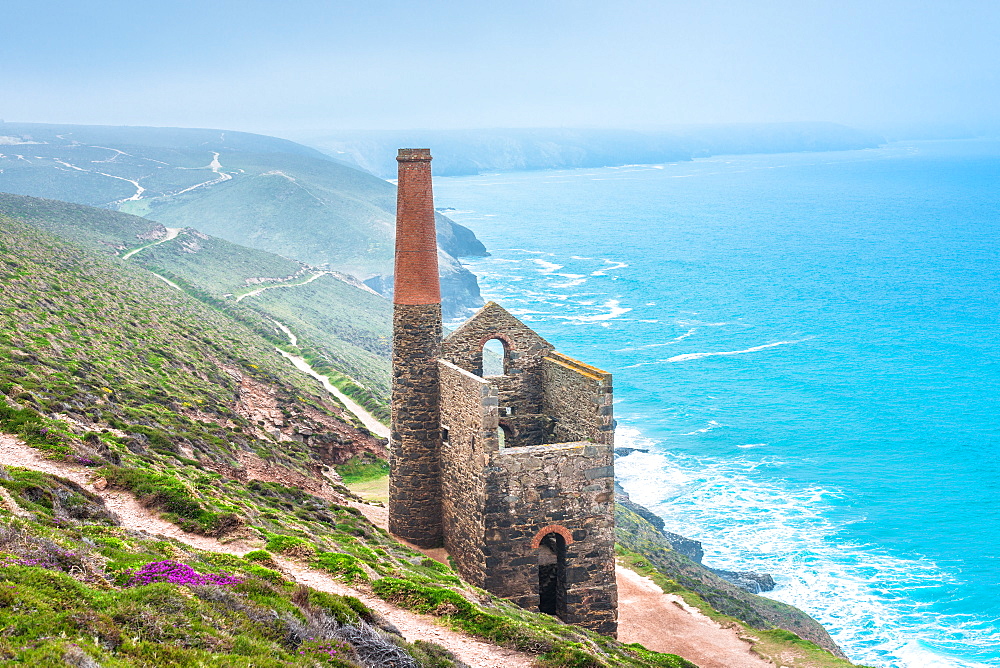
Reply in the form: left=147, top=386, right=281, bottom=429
left=126, top=560, right=243, bottom=587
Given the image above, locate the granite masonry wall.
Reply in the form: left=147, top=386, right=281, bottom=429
left=435, top=301, right=618, bottom=636
left=483, top=442, right=618, bottom=636
left=442, top=302, right=555, bottom=447
left=438, top=359, right=497, bottom=581
left=388, top=301, right=444, bottom=547
left=541, top=352, right=614, bottom=446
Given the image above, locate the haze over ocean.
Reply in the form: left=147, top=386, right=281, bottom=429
left=434, top=140, right=1000, bottom=668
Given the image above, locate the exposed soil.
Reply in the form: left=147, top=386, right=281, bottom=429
left=616, top=565, right=775, bottom=668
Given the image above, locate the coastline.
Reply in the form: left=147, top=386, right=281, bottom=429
left=433, top=142, right=1000, bottom=668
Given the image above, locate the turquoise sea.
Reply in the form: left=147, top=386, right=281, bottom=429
left=433, top=140, right=1000, bottom=668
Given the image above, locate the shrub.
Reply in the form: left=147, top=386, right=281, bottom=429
left=265, top=534, right=314, bottom=557
left=244, top=549, right=278, bottom=567
left=313, top=552, right=367, bottom=581
left=246, top=564, right=286, bottom=584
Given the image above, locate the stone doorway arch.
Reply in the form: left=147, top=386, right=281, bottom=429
left=531, top=525, right=572, bottom=619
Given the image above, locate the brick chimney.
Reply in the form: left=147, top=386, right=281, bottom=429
left=388, top=148, right=444, bottom=547
left=393, top=148, right=441, bottom=305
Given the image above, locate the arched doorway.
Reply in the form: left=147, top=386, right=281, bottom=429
left=497, top=422, right=513, bottom=448
left=536, top=532, right=567, bottom=619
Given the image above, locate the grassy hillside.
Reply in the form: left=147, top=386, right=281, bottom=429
left=0, top=214, right=383, bottom=475
left=0, top=122, right=487, bottom=317
left=0, top=192, right=392, bottom=401
left=0, top=191, right=161, bottom=251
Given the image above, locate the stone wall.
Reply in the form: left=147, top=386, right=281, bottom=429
left=482, top=441, right=617, bottom=636
left=442, top=302, right=554, bottom=421
left=389, top=302, right=443, bottom=547
left=442, top=302, right=556, bottom=447
left=437, top=359, right=498, bottom=582
left=541, top=352, right=613, bottom=445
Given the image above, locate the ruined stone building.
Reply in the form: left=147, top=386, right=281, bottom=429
left=388, top=148, right=617, bottom=636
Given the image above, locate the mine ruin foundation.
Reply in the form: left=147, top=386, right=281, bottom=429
left=388, top=148, right=618, bottom=636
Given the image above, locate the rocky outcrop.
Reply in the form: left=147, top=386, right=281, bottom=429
left=227, top=364, right=386, bottom=467
left=709, top=568, right=776, bottom=594
left=615, top=484, right=705, bottom=564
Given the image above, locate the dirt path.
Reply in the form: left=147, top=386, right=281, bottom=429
left=235, top=270, right=327, bottom=302
left=0, top=433, right=532, bottom=667
left=277, top=348, right=389, bottom=438
left=121, top=226, right=183, bottom=260
left=277, top=558, right=533, bottom=668
left=173, top=151, right=233, bottom=196
left=616, top=565, right=774, bottom=668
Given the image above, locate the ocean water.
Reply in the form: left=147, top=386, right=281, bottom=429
left=433, top=140, right=1000, bottom=668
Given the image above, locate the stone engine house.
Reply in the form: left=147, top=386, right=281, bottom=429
left=388, top=148, right=618, bottom=636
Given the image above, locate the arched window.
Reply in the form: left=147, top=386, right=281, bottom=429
left=537, top=532, right=567, bottom=619
left=481, top=338, right=507, bottom=377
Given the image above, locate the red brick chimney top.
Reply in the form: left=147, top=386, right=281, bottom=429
left=397, top=148, right=432, bottom=162
left=394, top=148, right=441, bottom=305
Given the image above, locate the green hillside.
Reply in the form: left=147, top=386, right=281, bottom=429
left=0, top=192, right=392, bottom=400
left=0, top=214, right=382, bottom=471
left=0, top=122, right=487, bottom=317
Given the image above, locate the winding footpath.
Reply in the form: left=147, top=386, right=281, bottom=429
left=234, top=270, right=327, bottom=303
left=121, top=226, right=183, bottom=260
left=275, top=341, right=389, bottom=439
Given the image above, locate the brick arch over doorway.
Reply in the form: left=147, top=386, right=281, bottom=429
left=530, top=524, right=575, bottom=549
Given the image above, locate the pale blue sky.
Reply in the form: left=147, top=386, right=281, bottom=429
left=3, top=0, right=998, bottom=134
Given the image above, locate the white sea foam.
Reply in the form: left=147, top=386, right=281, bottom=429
left=614, top=432, right=1000, bottom=668
left=667, top=338, right=809, bottom=362
left=736, top=443, right=768, bottom=449
left=676, top=319, right=732, bottom=327
left=532, top=259, right=564, bottom=273
left=591, top=259, right=630, bottom=276
left=616, top=329, right=697, bottom=351
left=554, top=299, right=631, bottom=323
left=681, top=420, right=723, bottom=435
left=551, top=273, right=587, bottom=288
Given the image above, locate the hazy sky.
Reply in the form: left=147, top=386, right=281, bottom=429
left=3, top=0, right=999, bottom=134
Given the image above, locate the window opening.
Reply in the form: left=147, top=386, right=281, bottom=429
left=537, top=532, right=567, bottom=618
left=482, top=338, right=506, bottom=376
left=497, top=423, right=512, bottom=448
